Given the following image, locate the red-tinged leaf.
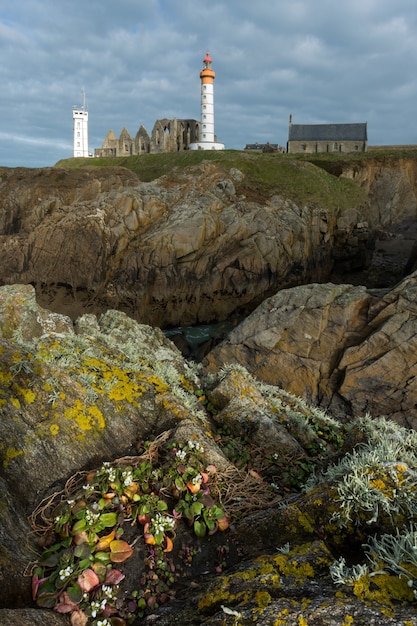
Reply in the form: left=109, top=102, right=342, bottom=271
left=138, top=513, right=150, bottom=526
left=186, top=481, right=201, bottom=494
left=77, top=568, right=100, bottom=592
left=95, top=529, right=116, bottom=551
left=200, top=472, right=209, bottom=484
left=108, top=618, right=127, bottom=626
left=110, top=539, right=133, bottom=563
left=105, top=568, right=125, bottom=585
left=143, top=521, right=156, bottom=545
left=249, top=469, right=263, bottom=481
left=32, top=573, right=48, bottom=600
left=73, top=531, right=90, bottom=546
left=123, top=481, right=139, bottom=496
left=163, top=535, right=174, bottom=553
left=92, top=561, right=108, bottom=582
left=36, top=591, right=57, bottom=608
left=217, top=515, right=230, bottom=531
left=70, top=609, right=89, bottom=626
left=55, top=591, right=79, bottom=613
left=206, top=464, right=217, bottom=474
left=71, top=500, right=87, bottom=515
left=144, top=532, right=156, bottom=545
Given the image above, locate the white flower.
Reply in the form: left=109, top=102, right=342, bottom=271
left=192, top=473, right=202, bottom=485
left=188, top=440, right=204, bottom=453
left=176, top=449, right=187, bottom=461
left=85, top=509, right=100, bottom=525
left=122, top=470, right=133, bottom=487
left=58, top=566, right=73, bottom=581
left=90, top=599, right=106, bottom=617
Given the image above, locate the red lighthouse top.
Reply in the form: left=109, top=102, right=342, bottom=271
left=200, top=51, right=215, bottom=82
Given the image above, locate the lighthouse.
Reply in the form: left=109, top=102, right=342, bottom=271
left=72, top=89, right=89, bottom=158
left=190, top=52, right=224, bottom=150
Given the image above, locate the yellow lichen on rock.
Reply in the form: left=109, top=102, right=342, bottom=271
left=64, top=400, right=105, bottom=435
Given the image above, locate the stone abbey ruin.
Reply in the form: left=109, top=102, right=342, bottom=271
left=94, top=118, right=200, bottom=157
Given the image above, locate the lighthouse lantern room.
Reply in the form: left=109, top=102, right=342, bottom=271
left=190, top=52, right=224, bottom=150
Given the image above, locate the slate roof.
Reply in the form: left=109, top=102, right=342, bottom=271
left=288, top=123, right=367, bottom=142
left=244, top=143, right=280, bottom=150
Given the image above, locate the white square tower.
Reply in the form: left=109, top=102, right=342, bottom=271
left=73, top=90, right=89, bottom=158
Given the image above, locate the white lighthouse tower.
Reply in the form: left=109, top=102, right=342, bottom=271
left=190, top=52, right=224, bottom=150
left=72, top=89, right=89, bottom=158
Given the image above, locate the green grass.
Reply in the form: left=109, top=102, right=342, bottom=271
left=54, top=148, right=416, bottom=213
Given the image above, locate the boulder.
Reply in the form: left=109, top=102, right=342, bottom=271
left=204, top=282, right=373, bottom=408
left=204, top=273, right=417, bottom=427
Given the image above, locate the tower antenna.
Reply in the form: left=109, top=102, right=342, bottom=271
left=81, top=87, right=87, bottom=111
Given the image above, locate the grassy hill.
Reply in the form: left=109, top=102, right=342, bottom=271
left=54, top=148, right=416, bottom=212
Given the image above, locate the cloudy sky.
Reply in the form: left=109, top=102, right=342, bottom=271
left=1, top=0, right=416, bottom=167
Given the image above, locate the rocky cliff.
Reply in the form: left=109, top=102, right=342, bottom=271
left=2, top=155, right=416, bottom=329
left=0, top=158, right=377, bottom=327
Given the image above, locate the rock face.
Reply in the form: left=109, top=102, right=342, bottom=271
left=204, top=272, right=417, bottom=428
left=0, top=162, right=373, bottom=327
left=3, top=285, right=417, bottom=625
left=340, top=157, right=417, bottom=228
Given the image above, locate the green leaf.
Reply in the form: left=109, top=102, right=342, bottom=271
left=74, top=543, right=91, bottom=560
left=71, top=519, right=87, bottom=535
left=193, top=520, right=207, bottom=538
left=191, top=501, right=204, bottom=516
left=157, top=500, right=168, bottom=511
left=39, top=551, right=61, bottom=568
left=154, top=531, right=164, bottom=545
left=99, top=512, right=118, bottom=527
left=66, top=583, right=83, bottom=604
left=175, top=476, right=185, bottom=490
left=94, top=551, right=111, bottom=564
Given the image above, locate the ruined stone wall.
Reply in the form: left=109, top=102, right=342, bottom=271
left=94, top=118, right=200, bottom=157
